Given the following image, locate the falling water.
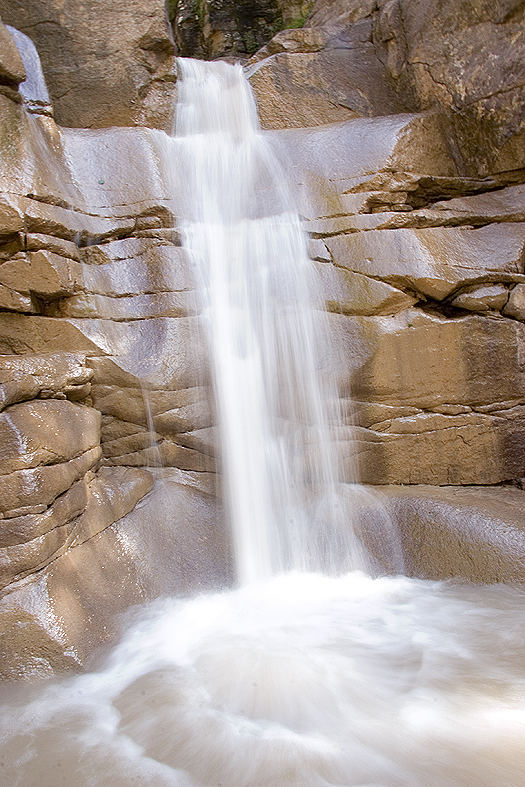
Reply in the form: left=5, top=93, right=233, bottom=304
left=1, top=58, right=525, bottom=787
left=173, top=58, right=367, bottom=583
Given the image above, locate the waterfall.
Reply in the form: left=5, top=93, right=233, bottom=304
left=1, top=56, right=525, bottom=787
left=172, top=58, right=366, bottom=584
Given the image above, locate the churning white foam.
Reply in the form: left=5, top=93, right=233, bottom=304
left=1, top=572, right=524, bottom=786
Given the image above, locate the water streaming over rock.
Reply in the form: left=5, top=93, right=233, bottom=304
left=172, top=58, right=370, bottom=583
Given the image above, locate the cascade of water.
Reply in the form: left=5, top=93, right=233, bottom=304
left=171, top=58, right=371, bottom=584
left=6, top=26, right=52, bottom=114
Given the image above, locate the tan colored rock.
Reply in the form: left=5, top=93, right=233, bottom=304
left=347, top=407, right=525, bottom=485
left=0, top=466, right=153, bottom=589
left=177, top=427, right=216, bottom=457
left=249, top=27, right=325, bottom=63
left=66, top=467, right=154, bottom=548
left=380, top=484, right=525, bottom=583
left=26, top=233, right=80, bottom=260
left=0, top=20, right=25, bottom=86
left=103, top=439, right=215, bottom=473
left=0, top=0, right=175, bottom=129
left=79, top=245, right=193, bottom=297
left=0, top=352, right=92, bottom=410
left=93, top=385, right=211, bottom=432
left=325, top=224, right=525, bottom=300
left=332, top=309, right=525, bottom=410
left=154, top=398, right=212, bottom=434
left=280, top=114, right=459, bottom=226
left=0, top=471, right=228, bottom=678
left=392, top=0, right=525, bottom=175
left=295, top=0, right=525, bottom=175
left=451, top=284, right=508, bottom=312
left=0, top=400, right=100, bottom=475
left=503, top=284, right=525, bottom=321
left=316, top=261, right=416, bottom=316
left=325, top=308, right=525, bottom=484
left=0, top=478, right=88, bottom=547
left=0, top=446, right=101, bottom=516
left=0, top=283, right=31, bottom=312
left=0, top=250, right=83, bottom=299
left=18, top=196, right=135, bottom=244
left=428, top=184, right=525, bottom=225
left=60, top=126, right=173, bottom=215
left=303, top=181, right=525, bottom=233
left=250, top=47, right=403, bottom=129
left=101, top=431, right=155, bottom=459
left=343, top=400, right=421, bottom=429
left=50, top=291, right=196, bottom=320
left=249, top=2, right=405, bottom=130
left=0, top=607, right=80, bottom=680
left=0, top=194, right=24, bottom=236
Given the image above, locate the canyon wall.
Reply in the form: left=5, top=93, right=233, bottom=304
left=0, top=0, right=524, bottom=675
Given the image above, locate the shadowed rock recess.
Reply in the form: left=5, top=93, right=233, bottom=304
left=0, top=0, right=524, bottom=676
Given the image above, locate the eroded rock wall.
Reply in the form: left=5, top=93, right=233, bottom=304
left=0, top=19, right=228, bottom=676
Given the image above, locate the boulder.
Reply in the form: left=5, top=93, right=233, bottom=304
left=255, top=0, right=525, bottom=175
left=451, top=284, right=509, bottom=313
left=249, top=44, right=402, bottom=129
left=347, top=408, right=525, bottom=485
left=327, top=309, right=525, bottom=484
left=49, top=291, right=196, bottom=321
left=333, top=309, right=525, bottom=410
left=0, top=466, right=153, bottom=590
left=324, top=224, right=525, bottom=300
left=316, top=262, right=416, bottom=316
left=0, top=446, right=101, bottom=517
left=0, top=471, right=229, bottom=678
left=0, top=285, right=31, bottom=312
left=0, top=250, right=83, bottom=299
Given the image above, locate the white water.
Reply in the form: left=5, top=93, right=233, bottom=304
left=171, top=59, right=377, bottom=583
left=1, top=59, right=525, bottom=787
left=1, top=573, right=525, bottom=786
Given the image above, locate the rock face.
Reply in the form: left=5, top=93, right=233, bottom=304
left=274, top=112, right=525, bottom=487
left=0, top=1, right=176, bottom=128
left=1, top=4, right=525, bottom=677
left=250, top=0, right=525, bottom=177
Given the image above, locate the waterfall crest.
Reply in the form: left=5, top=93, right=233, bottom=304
left=172, top=58, right=366, bottom=583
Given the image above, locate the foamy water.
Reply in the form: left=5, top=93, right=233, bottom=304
left=1, top=572, right=524, bottom=786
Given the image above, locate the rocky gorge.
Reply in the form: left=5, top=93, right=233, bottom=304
left=0, top=0, right=524, bottom=679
